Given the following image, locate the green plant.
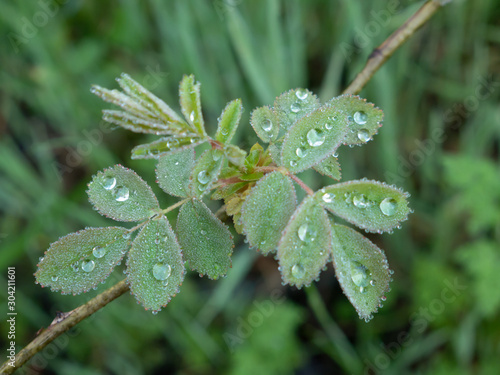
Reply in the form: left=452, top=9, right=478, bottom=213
left=35, top=73, right=411, bottom=322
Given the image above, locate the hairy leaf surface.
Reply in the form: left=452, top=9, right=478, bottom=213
left=215, top=99, right=243, bottom=144
left=330, top=223, right=391, bottom=321
left=176, top=199, right=233, bottom=279
left=241, top=171, right=296, bottom=254
left=316, top=180, right=410, bottom=233
left=156, top=148, right=195, bottom=198
left=250, top=106, right=279, bottom=143
left=126, top=217, right=184, bottom=312
left=189, top=149, right=224, bottom=198
left=313, top=155, right=342, bottom=180
left=35, top=227, right=131, bottom=294
left=179, top=74, right=206, bottom=136
left=131, top=136, right=204, bottom=159
left=87, top=165, right=159, bottom=222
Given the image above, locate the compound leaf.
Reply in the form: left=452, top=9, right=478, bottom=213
left=176, top=199, right=233, bottom=279
left=179, top=74, right=206, bottom=136
left=102, top=110, right=182, bottom=135
left=215, top=99, right=243, bottom=144
left=250, top=106, right=279, bottom=143
left=327, top=95, right=383, bottom=146
left=241, top=171, right=296, bottom=254
left=281, top=105, right=348, bottom=173
left=35, top=227, right=131, bottom=294
left=126, top=217, right=185, bottom=312
left=131, top=136, right=204, bottom=159
left=189, top=149, right=224, bottom=198
left=277, top=196, right=332, bottom=288
left=313, top=155, right=342, bottom=180
left=87, top=165, right=160, bottom=222
left=316, top=179, right=411, bottom=233
left=330, top=223, right=391, bottom=321
left=156, top=148, right=195, bottom=198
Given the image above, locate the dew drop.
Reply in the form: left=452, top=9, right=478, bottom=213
left=290, top=160, right=297, bottom=167
left=353, top=194, right=369, bottom=208
left=197, top=170, right=210, bottom=185
left=296, top=147, right=308, bottom=158
left=380, top=198, right=397, bottom=216
left=297, top=223, right=316, bottom=243
left=92, top=246, right=106, bottom=258
left=154, top=238, right=160, bottom=245
left=51, top=275, right=58, bottom=282
left=353, top=111, right=368, bottom=125
left=290, top=102, right=301, bottom=113
left=153, top=263, right=171, bottom=280
left=322, top=193, right=334, bottom=203
left=189, top=111, right=195, bottom=122
left=81, top=259, right=95, bottom=272
left=103, top=177, right=116, bottom=190
left=71, top=262, right=79, bottom=272
left=122, top=232, right=131, bottom=240
left=114, top=186, right=129, bottom=202
left=200, top=229, right=207, bottom=235
left=370, top=280, right=376, bottom=286
left=350, top=261, right=369, bottom=288
left=307, top=129, right=325, bottom=147
left=357, top=129, right=371, bottom=143
left=291, top=264, right=306, bottom=279
left=295, top=89, right=308, bottom=100
left=261, top=119, right=273, bottom=132
left=325, top=121, right=333, bottom=130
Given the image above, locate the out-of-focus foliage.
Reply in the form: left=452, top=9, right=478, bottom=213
left=1, top=0, right=499, bottom=374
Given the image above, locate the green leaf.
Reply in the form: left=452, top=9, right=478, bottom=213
left=277, top=196, right=332, bottom=288
left=176, top=199, right=233, bottom=279
left=215, top=99, right=243, bottom=144
left=274, top=88, right=320, bottom=133
left=179, top=74, right=206, bottom=136
left=316, top=179, right=411, bottom=233
left=330, top=223, right=391, bottom=321
left=225, top=145, right=247, bottom=167
left=102, top=110, right=182, bottom=135
left=281, top=105, right=348, bottom=173
left=244, top=143, right=264, bottom=172
left=131, top=136, right=204, bottom=159
left=250, top=106, right=279, bottom=143
left=156, top=148, right=195, bottom=198
left=87, top=165, right=160, bottom=222
left=116, top=73, right=185, bottom=125
left=189, top=149, right=225, bottom=198
left=241, top=171, right=297, bottom=255
left=313, top=155, right=342, bottom=180
left=126, top=217, right=185, bottom=312
left=35, top=227, right=131, bottom=294
left=327, top=95, right=383, bottom=146
left=211, top=182, right=247, bottom=200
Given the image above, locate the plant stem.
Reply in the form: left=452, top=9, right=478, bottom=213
left=0, top=280, right=129, bottom=375
left=343, top=0, right=447, bottom=95
left=7, top=3, right=448, bottom=372
left=288, top=174, right=314, bottom=196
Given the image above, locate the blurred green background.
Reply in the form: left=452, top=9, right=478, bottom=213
left=1, top=0, right=499, bottom=374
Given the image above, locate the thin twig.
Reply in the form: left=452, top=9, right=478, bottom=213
left=0, top=280, right=129, bottom=375
left=288, top=174, right=314, bottom=196
left=343, top=0, right=447, bottom=95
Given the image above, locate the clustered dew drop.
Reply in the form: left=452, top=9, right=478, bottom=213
left=306, top=129, right=325, bottom=147
left=349, top=261, right=370, bottom=289
left=92, top=246, right=106, bottom=258
left=353, top=111, right=368, bottom=125
left=291, top=263, right=306, bottom=279
left=380, top=198, right=397, bottom=216
left=153, top=263, right=172, bottom=281
left=81, top=259, right=95, bottom=272
left=295, top=89, right=308, bottom=100
left=197, top=170, right=211, bottom=185
left=290, top=160, right=297, bottom=167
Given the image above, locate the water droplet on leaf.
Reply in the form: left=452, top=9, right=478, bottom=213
left=380, top=198, right=397, bottom=216
left=357, top=129, right=371, bottom=142
left=307, top=129, right=325, bottom=147
left=103, top=177, right=116, bottom=190
left=92, top=246, right=106, bottom=258
left=297, top=223, right=316, bottom=243
left=290, top=102, right=301, bottom=113
left=114, top=186, right=129, bottom=202
left=51, top=275, right=58, bottom=282
left=152, top=263, right=172, bottom=281
left=291, top=264, right=306, bottom=279
left=353, top=111, right=368, bottom=125
left=295, top=89, right=308, bottom=100
left=322, top=193, right=334, bottom=203
left=82, top=259, right=95, bottom=272
left=296, top=147, right=308, bottom=158
left=353, top=194, right=368, bottom=208
left=197, top=170, right=210, bottom=185
left=350, top=261, right=369, bottom=288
